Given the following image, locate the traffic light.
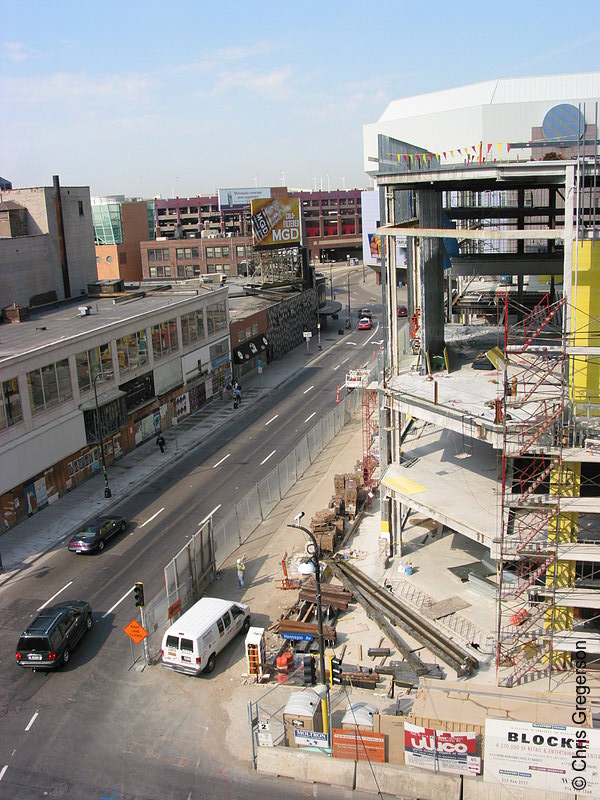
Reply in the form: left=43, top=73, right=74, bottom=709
left=330, top=655, right=343, bottom=685
left=134, top=581, right=145, bottom=608
left=303, top=654, right=317, bottom=685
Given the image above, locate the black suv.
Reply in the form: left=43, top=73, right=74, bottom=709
left=16, top=601, right=92, bottom=670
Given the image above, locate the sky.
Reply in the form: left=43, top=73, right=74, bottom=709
left=2, top=0, right=600, bottom=200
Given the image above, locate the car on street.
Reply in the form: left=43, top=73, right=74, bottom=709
left=68, top=515, right=128, bottom=553
left=358, top=317, right=372, bottom=330
left=397, top=305, right=408, bottom=317
left=16, top=601, right=92, bottom=669
left=358, top=307, right=372, bottom=319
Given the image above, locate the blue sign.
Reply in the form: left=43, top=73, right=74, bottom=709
left=281, top=632, right=314, bottom=641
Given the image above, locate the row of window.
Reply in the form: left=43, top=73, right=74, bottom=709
left=148, top=264, right=233, bottom=279
left=237, top=324, right=259, bottom=343
left=146, top=245, right=251, bottom=262
left=1, top=302, right=229, bottom=425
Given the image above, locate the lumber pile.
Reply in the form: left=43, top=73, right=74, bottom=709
left=299, top=579, right=352, bottom=610
left=273, top=618, right=336, bottom=644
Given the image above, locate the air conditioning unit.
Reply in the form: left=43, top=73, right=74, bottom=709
left=78, top=305, right=91, bottom=317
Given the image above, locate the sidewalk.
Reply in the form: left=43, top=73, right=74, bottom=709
left=0, top=330, right=348, bottom=583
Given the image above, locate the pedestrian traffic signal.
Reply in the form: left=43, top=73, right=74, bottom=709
left=303, top=654, right=317, bottom=685
left=134, top=581, right=145, bottom=608
left=330, top=655, right=343, bottom=685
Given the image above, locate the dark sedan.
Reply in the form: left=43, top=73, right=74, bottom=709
left=68, top=516, right=127, bottom=553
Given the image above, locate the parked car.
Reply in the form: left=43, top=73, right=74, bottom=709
left=397, top=305, right=408, bottom=317
left=358, top=307, right=372, bottom=319
left=68, top=516, right=127, bottom=553
left=16, top=601, right=92, bottom=669
left=358, top=317, right=372, bottom=330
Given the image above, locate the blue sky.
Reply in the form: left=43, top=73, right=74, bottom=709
left=2, top=0, right=600, bottom=198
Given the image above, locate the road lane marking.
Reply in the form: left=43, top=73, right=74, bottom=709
left=341, top=357, right=350, bottom=364
left=303, top=386, right=314, bottom=394
left=333, top=364, right=341, bottom=371
left=260, top=450, right=276, bottom=465
left=140, top=508, right=164, bottom=528
left=25, top=711, right=39, bottom=732
left=38, top=582, right=73, bottom=611
left=265, top=415, right=278, bottom=426
left=199, top=505, right=222, bottom=527
left=304, top=412, right=316, bottom=423
left=0, top=766, right=7, bottom=781
left=213, top=453, right=231, bottom=468
left=102, top=587, right=135, bottom=619
left=347, top=342, right=357, bottom=346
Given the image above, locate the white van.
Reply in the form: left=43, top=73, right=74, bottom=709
left=161, top=597, right=250, bottom=676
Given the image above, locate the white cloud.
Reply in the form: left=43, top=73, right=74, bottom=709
left=211, top=66, right=293, bottom=100
left=3, top=41, right=34, bottom=62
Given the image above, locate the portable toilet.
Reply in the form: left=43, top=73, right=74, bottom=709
left=283, top=689, right=324, bottom=747
left=341, top=702, right=377, bottom=732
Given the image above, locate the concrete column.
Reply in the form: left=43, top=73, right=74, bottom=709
left=416, top=189, right=445, bottom=358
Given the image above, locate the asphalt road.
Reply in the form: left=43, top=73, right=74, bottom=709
left=0, top=277, right=396, bottom=800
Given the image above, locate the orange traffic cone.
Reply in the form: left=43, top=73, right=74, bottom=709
left=336, top=386, right=340, bottom=403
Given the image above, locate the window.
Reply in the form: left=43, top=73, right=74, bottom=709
left=206, top=247, right=213, bottom=258
left=181, top=309, right=205, bottom=346
left=0, top=377, right=23, bottom=429
left=236, top=245, right=244, bottom=257
left=155, top=249, right=162, bottom=261
left=106, top=256, right=112, bottom=263
left=162, top=248, right=169, bottom=259
left=214, top=247, right=221, bottom=257
left=148, top=249, right=155, bottom=261
left=237, top=330, right=245, bottom=343
left=27, top=359, right=72, bottom=414
left=149, top=266, right=157, bottom=277
left=222, top=612, right=232, bottom=630
left=245, top=327, right=252, bottom=339
left=117, top=330, right=148, bottom=375
left=184, top=248, right=192, bottom=259
left=252, top=323, right=259, bottom=335
left=222, top=246, right=229, bottom=256
left=78, top=201, right=84, bottom=216
left=165, top=266, right=171, bottom=277
left=181, top=638, right=193, bottom=653
left=191, top=247, right=199, bottom=258
left=206, top=302, right=227, bottom=336
left=231, top=605, right=244, bottom=620
left=151, top=319, right=179, bottom=359
left=217, top=618, right=224, bottom=635
left=176, top=248, right=184, bottom=260
left=177, top=265, right=185, bottom=278
left=209, top=339, right=229, bottom=360
left=76, top=344, right=113, bottom=392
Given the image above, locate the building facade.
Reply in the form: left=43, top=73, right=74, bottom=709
left=0, top=178, right=97, bottom=309
left=0, top=288, right=230, bottom=530
left=93, top=198, right=153, bottom=283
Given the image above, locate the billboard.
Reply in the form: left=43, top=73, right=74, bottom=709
left=250, top=197, right=302, bottom=248
left=217, top=187, right=270, bottom=210
left=404, top=722, right=480, bottom=775
left=484, top=720, right=600, bottom=796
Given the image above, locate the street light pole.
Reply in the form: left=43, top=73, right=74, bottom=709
left=288, top=517, right=328, bottom=734
left=93, top=373, right=112, bottom=499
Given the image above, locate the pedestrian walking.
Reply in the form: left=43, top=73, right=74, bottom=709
left=236, top=556, right=246, bottom=589
left=156, top=433, right=166, bottom=454
left=234, top=386, right=242, bottom=407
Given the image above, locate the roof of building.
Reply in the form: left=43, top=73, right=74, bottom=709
left=379, top=72, right=600, bottom=123
left=0, top=290, right=221, bottom=365
left=0, top=201, right=26, bottom=212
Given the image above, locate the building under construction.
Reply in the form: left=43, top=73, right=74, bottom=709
left=364, top=74, right=600, bottom=689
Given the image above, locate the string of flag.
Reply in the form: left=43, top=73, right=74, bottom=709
left=386, top=141, right=524, bottom=168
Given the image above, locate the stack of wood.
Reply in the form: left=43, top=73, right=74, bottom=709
left=310, top=508, right=339, bottom=554
left=273, top=618, right=337, bottom=644
left=329, top=495, right=345, bottom=516
left=332, top=470, right=366, bottom=520
left=299, top=579, right=352, bottom=611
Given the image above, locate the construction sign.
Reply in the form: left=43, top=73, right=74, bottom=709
left=124, top=619, right=148, bottom=644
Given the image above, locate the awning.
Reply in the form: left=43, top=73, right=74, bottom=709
left=79, top=387, right=126, bottom=412
left=233, top=334, right=269, bottom=364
